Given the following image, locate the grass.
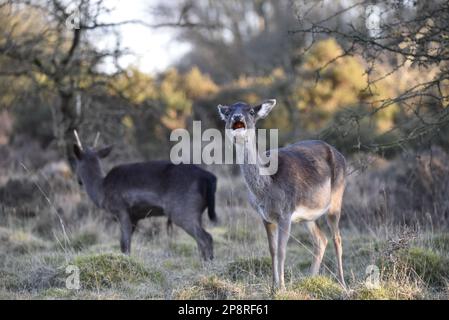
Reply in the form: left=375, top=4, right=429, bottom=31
left=226, top=257, right=272, bottom=281
left=352, top=282, right=422, bottom=300
left=70, top=253, right=160, bottom=289
left=291, top=276, right=344, bottom=300
left=1, top=168, right=449, bottom=300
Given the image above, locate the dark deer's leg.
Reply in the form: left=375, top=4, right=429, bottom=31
left=276, top=218, right=291, bottom=290
left=197, top=227, right=214, bottom=260
left=119, top=213, right=133, bottom=255
left=178, top=220, right=213, bottom=261
left=306, top=221, right=328, bottom=275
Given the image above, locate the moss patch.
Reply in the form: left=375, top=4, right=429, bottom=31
left=175, top=276, right=243, bottom=300
left=293, top=276, right=344, bottom=300
left=352, top=282, right=421, bottom=300
left=274, top=290, right=311, bottom=300
left=71, top=253, right=161, bottom=289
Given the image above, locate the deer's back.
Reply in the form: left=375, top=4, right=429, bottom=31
left=272, top=140, right=346, bottom=209
left=102, top=161, right=215, bottom=210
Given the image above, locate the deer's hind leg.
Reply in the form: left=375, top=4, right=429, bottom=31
left=305, top=221, right=328, bottom=276
left=171, top=206, right=214, bottom=261
left=180, top=221, right=213, bottom=261
left=326, top=184, right=345, bottom=288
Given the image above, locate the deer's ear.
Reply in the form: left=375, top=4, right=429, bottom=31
left=217, top=104, right=231, bottom=121
left=254, top=99, right=276, bottom=119
left=73, top=144, right=83, bottom=160
left=97, top=145, right=113, bottom=158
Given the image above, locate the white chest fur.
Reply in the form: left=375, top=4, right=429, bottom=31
left=291, top=204, right=330, bottom=222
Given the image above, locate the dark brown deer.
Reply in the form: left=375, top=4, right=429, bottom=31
left=72, top=131, right=217, bottom=260
left=218, top=100, right=346, bottom=290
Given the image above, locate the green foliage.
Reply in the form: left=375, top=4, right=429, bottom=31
left=292, top=276, right=344, bottom=300
left=380, top=246, right=449, bottom=287
left=176, top=276, right=243, bottom=300
left=399, top=247, right=449, bottom=286
left=71, top=253, right=161, bottom=289
left=293, top=39, right=369, bottom=130
left=111, top=67, right=157, bottom=104
left=352, top=283, right=421, bottom=300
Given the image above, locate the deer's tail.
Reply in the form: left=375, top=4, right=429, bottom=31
left=206, top=175, right=217, bottom=223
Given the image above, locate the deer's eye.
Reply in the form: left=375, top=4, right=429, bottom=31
left=250, top=109, right=256, bottom=116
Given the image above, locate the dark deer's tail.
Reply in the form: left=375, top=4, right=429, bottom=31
left=206, top=175, right=217, bottom=223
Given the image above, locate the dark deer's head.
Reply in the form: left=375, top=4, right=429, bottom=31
left=72, top=131, right=112, bottom=186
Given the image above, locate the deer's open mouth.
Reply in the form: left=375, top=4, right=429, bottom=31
left=232, top=121, right=246, bottom=130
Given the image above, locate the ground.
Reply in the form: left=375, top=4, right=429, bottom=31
left=1, top=168, right=449, bottom=300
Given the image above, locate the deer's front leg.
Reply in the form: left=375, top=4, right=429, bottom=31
left=263, top=220, right=279, bottom=291
left=119, top=213, right=133, bottom=255
left=276, top=217, right=291, bottom=291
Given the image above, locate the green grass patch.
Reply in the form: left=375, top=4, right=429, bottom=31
left=175, top=276, right=243, bottom=299
left=352, top=282, right=421, bottom=300
left=381, top=246, right=449, bottom=287
left=292, top=276, right=344, bottom=300
left=71, top=253, right=163, bottom=289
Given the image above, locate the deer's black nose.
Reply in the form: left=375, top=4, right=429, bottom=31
left=233, top=114, right=242, bottom=121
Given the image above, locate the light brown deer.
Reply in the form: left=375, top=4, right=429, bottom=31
left=218, top=100, right=346, bottom=290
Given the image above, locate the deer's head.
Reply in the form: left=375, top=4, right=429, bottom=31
left=217, top=99, right=276, bottom=144
left=72, top=131, right=112, bottom=186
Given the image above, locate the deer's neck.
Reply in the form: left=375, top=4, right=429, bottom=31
left=81, top=167, right=105, bottom=209
left=236, top=139, right=271, bottom=200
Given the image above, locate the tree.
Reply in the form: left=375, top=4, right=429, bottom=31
left=291, top=0, right=449, bottom=153
left=152, top=0, right=303, bottom=83
left=0, top=0, right=132, bottom=165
